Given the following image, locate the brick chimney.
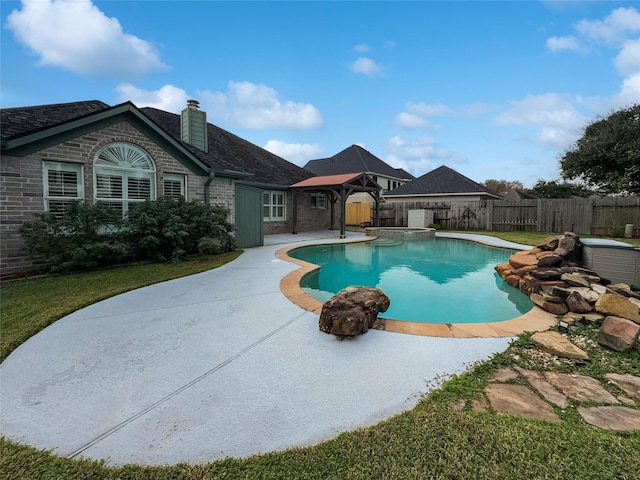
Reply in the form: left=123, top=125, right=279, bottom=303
left=180, top=99, right=208, bottom=152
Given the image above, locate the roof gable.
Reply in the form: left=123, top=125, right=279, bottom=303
left=386, top=165, right=502, bottom=198
left=1, top=101, right=213, bottom=176
left=304, top=145, right=413, bottom=180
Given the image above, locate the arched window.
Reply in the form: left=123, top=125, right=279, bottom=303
left=94, top=142, right=156, bottom=216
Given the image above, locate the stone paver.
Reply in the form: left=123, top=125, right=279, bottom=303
left=544, top=372, right=620, bottom=404
left=479, top=367, right=639, bottom=431
left=578, top=406, right=640, bottom=431
left=514, top=367, right=568, bottom=408
left=606, top=373, right=640, bottom=399
left=489, top=368, right=519, bottom=383
left=484, top=384, right=560, bottom=422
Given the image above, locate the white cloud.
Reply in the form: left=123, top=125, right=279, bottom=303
left=114, top=81, right=324, bottom=130
left=405, top=102, right=452, bottom=117
left=575, top=7, right=640, bottom=46
left=546, top=36, right=582, bottom=52
left=263, top=140, right=324, bottom=165
left=394, top=102, right=491, bottom=131
left=199, top=81, right=324, bottom=129
left=350, top=57, right=382, bottom=77
left=545, top=6, right=640, bottom=115
left=394, top=112, right=433, bottom=129
left=115, top=84, right=188, bottom=112
left=613, top=38, right=640, bottom=77
left=496, top=93, right=586, bottom=149
left=612, top=72, right=640, bottom=109
left=497, top=93, right=584, bottom=127
left=385, top=135, right=463, bottom=176
left=6, top=0, right=167, bottom=78
left=354, top=44, right=370, bottom=53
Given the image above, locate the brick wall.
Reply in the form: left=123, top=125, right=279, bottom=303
left=0, top=121, right=226, bottom=277
left=263, top=191, right=334, bottom=235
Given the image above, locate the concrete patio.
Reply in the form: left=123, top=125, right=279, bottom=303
left=1, top=230, right=513, bottom=466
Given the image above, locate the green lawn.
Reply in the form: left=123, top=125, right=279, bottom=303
left=1, top=235, right=639, bottom=480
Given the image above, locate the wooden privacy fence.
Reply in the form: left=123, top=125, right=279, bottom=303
left=372, top=197, right=640, bottom=235
left=345, top=203, right=373, bottom=225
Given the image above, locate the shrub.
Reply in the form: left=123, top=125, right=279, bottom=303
left=198, top=237, right=223, bottom=255
left=427, top=223, right=442, bottom=230
left=19, top=201, right=129, bottom=273
left=127, top=197, right=235, bottom=261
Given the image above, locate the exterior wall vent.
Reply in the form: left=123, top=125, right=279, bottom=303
left=180, top=100, right=208, bottom=152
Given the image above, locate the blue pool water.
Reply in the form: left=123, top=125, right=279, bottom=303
left=288, top=237, right=533, bottom=324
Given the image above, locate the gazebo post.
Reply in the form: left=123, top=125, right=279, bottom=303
left=340, top=187, right=347, bottom=238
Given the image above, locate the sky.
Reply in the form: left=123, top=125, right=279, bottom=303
left=1, top=1, right=639, bottom=188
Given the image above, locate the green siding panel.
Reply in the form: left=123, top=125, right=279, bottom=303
left=235, top=184, right=263, bottom=248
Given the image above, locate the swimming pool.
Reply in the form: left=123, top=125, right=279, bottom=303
left=288, top=237, right=533, bottom=324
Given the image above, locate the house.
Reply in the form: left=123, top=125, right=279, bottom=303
left=304, top=145, right=414, bottom=203
left=381, top=165, right=503, bottom=228
left=0, top=100, right=334, bottom=276
left=384, top=165, right=502, bottom=203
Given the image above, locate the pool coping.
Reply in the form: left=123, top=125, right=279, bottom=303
left=276, top=234, right=558, bottom=338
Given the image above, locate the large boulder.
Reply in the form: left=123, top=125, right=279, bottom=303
left=319, top=286, right=390, bottom=336
left=595, top=293, right=640, bottom=323
left=597, top=316, right=640, bottom=352
left=553, top=233, right=581, bottom=262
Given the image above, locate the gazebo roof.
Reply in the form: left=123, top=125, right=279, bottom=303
left=291, top=172, right=381, bottom=192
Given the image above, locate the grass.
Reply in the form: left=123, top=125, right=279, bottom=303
left=1, top=234, right=639, bottom=480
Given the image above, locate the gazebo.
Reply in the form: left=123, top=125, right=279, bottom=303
left=290, top=173, right=382, bottom=238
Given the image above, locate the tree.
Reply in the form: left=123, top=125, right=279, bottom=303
left=560, top=104, right=640, bottom=195
left=482, top=179, right=524, bottom=193
left=530, top=180, right=593, bottom=199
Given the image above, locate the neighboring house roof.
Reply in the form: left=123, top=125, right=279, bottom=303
left=141, top=107, right=313, bottom=188
left=393, top=167, right=414, bottom=179
left=1, top=100, right=313, bottom=187
left=304, top=145, right=414, bottom=180
left=501, top=188, right=536, bottom=200
left=385, top=165, right=503, bottom=199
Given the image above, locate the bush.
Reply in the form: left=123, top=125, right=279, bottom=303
left=19, top=201, right=129, bottom=273
left=198, top=237, right=224, bottom=255
left=127, top=197, right=235, bottom=261
left=427, top=223, right=442, bottom=230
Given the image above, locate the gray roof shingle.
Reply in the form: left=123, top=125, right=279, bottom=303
left=0, top=100, right=110, bottom=139
left=304, top=145, right=414, bottom=180
left=385, top=165, right=502, bottom=197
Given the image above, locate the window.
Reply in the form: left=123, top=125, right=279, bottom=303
left=43, top=161, right=84, bottom=218
left=94, top=143, right=156, bottom=216
left=263, top=191, right=286, bottom=221
left=163, top=173, right=186, bottom=199
left=310, top=192, right=327, bottom=209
